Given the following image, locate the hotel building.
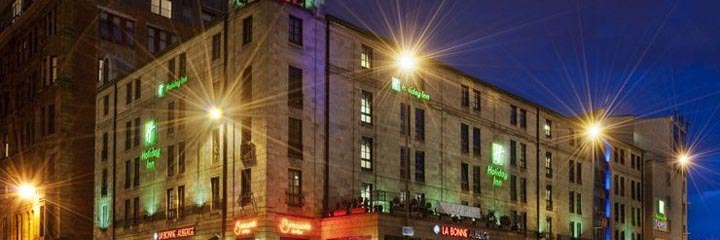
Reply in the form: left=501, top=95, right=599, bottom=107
left=94, top=1, right=686, bottom=240
left=0, top=0, right=225, bottom=239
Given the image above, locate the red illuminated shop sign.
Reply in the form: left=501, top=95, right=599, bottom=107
left=432, top=225, right=489, bottom=239
left=153, top=226, right=195, bottom=240
left=278, top=217, right=313, bottom=235
left=233, top=219, right=258, bottom=236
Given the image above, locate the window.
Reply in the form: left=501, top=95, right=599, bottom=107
left=461, top=162, right=469, bottom=192
left=510, top=175, right=517, bottom=201
left=133, top=118, right=140, bottom=146
left=134, top=78, right=141, bottom=100
left=178, top=53, right=187, bottom=77
left=99, top=12, right=135, bottom=47
left=569, top=160, right=575, bottom=183
left=472, top=165, right=481, bottom=194
left=361, top=45, right=373, bottom=69
left=620, top=149, right=626, bottom=165
left=472, top=89, right=481, bottom=111
left=178, top=141, right=185, bottom=174
left=124, top=121, right=131, bottom=150
left=461, top=85, right=469, bottom=108
left=288, top=117, right=303, bottom=160
left=178, top=100, right=185, bottom=130
left=577, top=193, right=582, bottom=215
left=520, top=177, right=527, bottom=202
left=545, top=152, right=552, bottom=178
left=134, top=157, right=140, bottom=186
left=98, top=59, right=109, bottom=84
left=288, top=66, right=303, bottom=108
left=102, top=95, right=110, bottom=117
left=211, top=177, right=220, bottom=209
left=124, top=160, right=131, bottom=188
left=167, top=58, right=175, bottom=81
left=242, top=16, right=253, bottom=45
left=519, top=143, right=527, bottom=169
left=289, top=15, right=303, bottom=45
left=125, top=82, right=132, bottom=105
left=544, top=119, right=552, bottom=138
left=472, top=127, right=481, bottom=156
left=287, top=169, right=303, bottom=207
left=211, top=33, right=221, bottom=60
left=545, top=185, right=552, bottom=210
left=576, top=162, right=582, bottom=184
left=240, top=169, right=252, bottom=206
left=546, top=217, right=552, bottom=234
left=151, top=0, right=172, bottom=18
left=124, top=199, right=130, bottom=226
left=415, top=151, right=425, bottom=182
left=166, top=188, right=175, bottom=219
left=510, top=105, right=517, bottom=125
left=415, top=108, right=425, bottom=141
left=614, top=175, right=619, bottom=195
left=361, top=183, right=372, bottom=202
left=400, top=147, right=409, bottom=179
left=49, top=56, right=57, bottom=84
left=519, top=109, right=527, bottom=128
left=212, top=128, right=219, bottom=164
left=460, top=123, right=469, bottom=153
left=177, top=186, right=184, bottom=217
left=360, top=137, right=372, bottom=170
left=569, top=191, right=575, bottom=213
left=400, top=103, right=409, bottom=135
left=101, top=132, right=108, bottom=161
left=360, top=91, right=372, bottom=124
left=101, top=169, right=108, bottom=196
left=147, top=26, right=176, bottom=54
left=167, top=101, right=175, bottom=134
left=510, top=140, right=517, bottom=166
left=167, top=145, right=175, bottom=176
left=569, top=129, right=576, bottom=146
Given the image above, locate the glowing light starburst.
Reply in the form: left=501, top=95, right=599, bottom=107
left=17, top=184, right=38, bottom=200
left=396, top=51, right=418, bottom=72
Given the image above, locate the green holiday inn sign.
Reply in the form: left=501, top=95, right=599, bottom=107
left=141, top=120, right=160, bottom=169
left=391, top=77, right=430, bottom=101
left=157, top=76, right=189, bottom=98
left=487, top=142, right=508, bottom=187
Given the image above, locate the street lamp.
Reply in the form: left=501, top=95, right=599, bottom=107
left=585, top=122, right=604, bottom=141
left=677, top=152, right=691, bottom=168
left=17, top=184, right=38, bottom=201
left=396, top=51, right=418, bottom=73
left=208, top=107, right=223, bottom=120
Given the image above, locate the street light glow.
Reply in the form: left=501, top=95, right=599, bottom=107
left=585, top=122, right=604, bottom=140
left=17, top=184, right=37, bottom=200
left=396, top=51, right=417, bottom=72
left=208, top=107, right=223, bottom=120
left=678, top=153, right=691, bottom=167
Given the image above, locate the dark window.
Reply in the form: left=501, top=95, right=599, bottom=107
left=510, top=140, right=517, bottom=166
left=178, top=141, right=185, bottom=174
left=576, top=162, right=582, bottom=184
left=134, top=157, right=140, bottom=186
left=101, top=132, right=108, bottom=161
left=520, top=177, right=527, bottom=202
left=211, top=33, right=221, bottom=60
left=577, top=193, right=582, bottom=215
left=240, top=169, right=252, bottom=206
left=510, top=105, right=517, bottom=125
left=124, top=199, right=130, bottom=226
left=211, top=177, right=220, bottom=209
left=177, top=186, right=184, bottom=217
left=103, top=95, right=109, bottom=116
left=288, top=66, right=303, bottom=108
left=99, top=12, right=135, bottom=47
left=125, top=82, right=132, bottom=104
left=101, top=169, right=108, bottom=196
left=167, top=145, right=175, bottom=176
left=288, top=117, right=303, bottom=160
left=178, top=52, right=187, bottom=77
left=400, top=103, right=409, bottom=135
left=287, top=169, right=303, bottom=207
left=415, top=151, right=425, bottom=182
left=519, top=143, right=527, bottom=169
left=400, top=147, right=409, bottom=179
left=124, top=160, right=131, bottom=188
left=133, top=117, right=140, bottom=147
left=241, top=117, right=252, bottom=158
left=147, top=26, right=176, bottom=54
left=519, top=109, right=527, bottom=128
left=242, top=16, right=253, bottom=45
left=510, top=175, right=517, bottom=201
left=288, top=15, right=303, bottom=45
left=415, top=108, right=424, bottom=141
left=569, top=160, right=575, bottom=183
left=461, top=162, right=469, bottom=191
left=569, top=191, right=575, bottom=213
left=167, top=58, right=175, bottom=81
left=472, top=165, right=481, bottom=194
left=167, top=101, right=175, bottom=134
left=178, top=100, right=185, bottom=130
left=461, top=123, right=469, bottom=153
left=134, top=78, right=141, bottom=100
left=472, top=89, right=481, bottom=111
left=461, top=85, right=469, bottom=108
left=124, top=121, right=131, bottom=150
left=472, top=127, right=481, bottom=156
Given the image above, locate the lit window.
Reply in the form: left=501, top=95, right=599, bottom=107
left=360, top=91, right=372, bottom=124
left=544, top=119, right=552, bottom=138
left=658, top=200, right=665, bottom=215
left=361, top=137, right=372, bottom=170
left=361, top=45, right=373, bottom=69
left=360, top=182, right=372, bottom=202
left=151, top=0, right=172, bottom=18
left=545, top=152, right=553, bottom=178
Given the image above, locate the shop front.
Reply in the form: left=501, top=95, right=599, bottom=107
left=233, top=214, right=319, bottom=240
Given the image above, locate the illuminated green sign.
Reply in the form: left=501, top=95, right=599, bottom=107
left=391, top=77, right=430, bottom=101
left=487, top=143, right=508, bottom=187
left=144, top=120, right=158, bottom=146
left=233, top=0, right=318, bottom=9
left=157, top=76, right=188, bottom=97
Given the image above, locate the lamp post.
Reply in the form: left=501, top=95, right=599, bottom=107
left=584, top=121, right=605, bottom=240
left=394, top=50, right=419, bottom=231
left=208, top=107, right=228, bottom=239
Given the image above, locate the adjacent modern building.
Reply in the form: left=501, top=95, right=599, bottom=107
left=91, top=1, right=688, bottom=240
left=0, top=0, right=225, bottom=239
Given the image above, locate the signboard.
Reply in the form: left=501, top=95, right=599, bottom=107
left=390, top=77, right=431, bottom=101
left=487, top=142, right=508, bottom=187
left=142, top=120, right=160, bottom=169
left=432, top=225, right=489, bottom=239
left=278, top=218, right=312, bottom=235
left=233, top=219, right=257, bottom=236
left=654, top=200, right=669, bottom=231
left=158, top=76, right=189, bottom=97
left=153, top=226, right=195, bottom=240
left=402, top=226, right=414, bottom=236
left=436, top=201, right=481, bottom=219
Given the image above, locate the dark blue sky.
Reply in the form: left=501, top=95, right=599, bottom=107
left=325, top=0, right=720, bottom=238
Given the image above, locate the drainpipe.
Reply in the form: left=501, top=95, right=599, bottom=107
left=535, top=106, right=541, bottom=239
left=323, top=15, right=331, bottom=215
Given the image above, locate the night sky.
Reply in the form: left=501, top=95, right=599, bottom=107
left=324, top=0, right=720, bottom=238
